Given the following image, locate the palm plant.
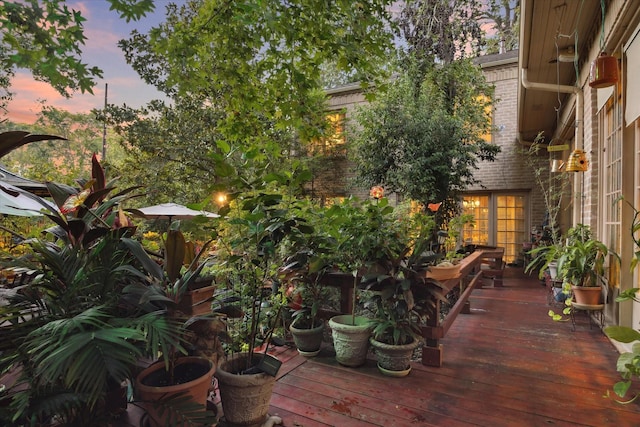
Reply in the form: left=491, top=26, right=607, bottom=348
left=0, top=155, right=188, bottom=426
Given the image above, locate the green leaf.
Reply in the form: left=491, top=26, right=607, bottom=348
left=604, top=326, right=640, bottom=343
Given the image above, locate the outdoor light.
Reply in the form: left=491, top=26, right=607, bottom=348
left=215, top=192, right=228, bottom=206
left=370, top=186, right=384, bottom=200
left=565, top=149, right=588, bottom=172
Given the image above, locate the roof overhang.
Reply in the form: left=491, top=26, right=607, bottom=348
left=518, top=0, right=600, bottom=145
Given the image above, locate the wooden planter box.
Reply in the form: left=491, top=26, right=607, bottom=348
left=178, top=279, right=216, bottom=315
left=426, top=264, right=461, bottom=281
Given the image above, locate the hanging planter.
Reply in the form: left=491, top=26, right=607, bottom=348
left=589, top=52, right=619, bottom=89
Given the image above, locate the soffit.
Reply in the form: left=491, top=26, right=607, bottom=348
left=518, top=0, right=600, bottom=143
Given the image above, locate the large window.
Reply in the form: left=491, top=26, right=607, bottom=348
left=462, top=196, right=489, bottom=245
left=496, top=195, right=527, bottom=263
left=462, top=193, right=528, bottom=263
left=601, top=86, right=623, bottom=287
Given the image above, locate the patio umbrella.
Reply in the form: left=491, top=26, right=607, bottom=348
left=0, top=182, right=55, bottom=217
left=135, top=203, right=219, bottom=220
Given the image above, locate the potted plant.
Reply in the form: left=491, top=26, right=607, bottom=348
left=280, top=239, right=334, bottom=357
left=121, top=224, right=219, bottom=427
left=363, top=208, right=440, bottom=376
left=604, top=197, right=640, bottom=403
left=0, top=155, right=215, bottom=426
left=427, top=213, right=474, bottom=280
left=324, top=197, right=405, bottom=367
left=211, top=191, right=314, bottom=426
left=556, top=224, right=613, bottom=305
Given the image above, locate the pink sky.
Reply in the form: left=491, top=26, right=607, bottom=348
left=5, top=1, right=175, bottom=124
left=5, top=1, right=497, bottom=125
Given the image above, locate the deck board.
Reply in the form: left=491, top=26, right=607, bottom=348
left=111, top=267, right=639, bottom=426
left=266, top=267, right=640, bottom=426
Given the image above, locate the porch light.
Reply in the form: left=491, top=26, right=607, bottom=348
left=215, top=192, right=228, bottom=206
left=565, top=149, right=588, bottom=172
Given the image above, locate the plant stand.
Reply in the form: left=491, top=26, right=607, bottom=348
left=570, top=302, right=604, bottom=331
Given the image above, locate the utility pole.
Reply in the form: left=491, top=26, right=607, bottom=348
left=102, top=83, right=108, bottom=161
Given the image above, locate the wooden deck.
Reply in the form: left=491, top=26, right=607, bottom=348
left=261, top=266, right=639, bottom=427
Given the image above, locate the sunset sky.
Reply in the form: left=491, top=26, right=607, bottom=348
left=6, top=1, right=181, bottom=124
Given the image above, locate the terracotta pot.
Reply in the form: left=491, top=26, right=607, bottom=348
left=290, top=320, right=324, bottom=357
left=215, top=353, right=277, bottom=426
left=369, top=336, right=420, bottom=377
left=329, top=315, right=373, bottom=367
left=135, top=356, right=215, bottom=427
left=571, top=285, right=602, bottom=305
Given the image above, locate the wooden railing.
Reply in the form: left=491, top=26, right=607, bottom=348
left=421, top=247, right=504, bottom=367
left=320, top=248, right=505, bottom=368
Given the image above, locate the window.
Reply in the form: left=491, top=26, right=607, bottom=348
left=495, top=195, right=527, bottom=264
left=477, top=95, right=493, bottom=143
left=462, top=196, right=489, bottom=245
left=462, top=193, right=528, bottom=263
left=310, top=112, right=346, bottom=156
left=601, top=85, right=623, bottom=287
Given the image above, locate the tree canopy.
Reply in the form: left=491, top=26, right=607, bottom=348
left=0, top=0, right=156, bottom=113
left=351, top=1, right=504, bottom=218
left=350, top=61, right=500, bottom=213
left=106, top=0, right=397, bottom=200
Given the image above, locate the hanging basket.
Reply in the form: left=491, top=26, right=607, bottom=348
left=589, top=52, right=619, bottom=89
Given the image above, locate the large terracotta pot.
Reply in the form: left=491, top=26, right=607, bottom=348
left=290, top=319, right=325, bottom=357
left=369, top=336, right=420, bottom=377
left=571, top=285, right=603, bottom=305
left=329, top=315, right=373, bottom=367
left=135, top=356, right=215, bottom=427
left=215, top=353, right=277, bottom=426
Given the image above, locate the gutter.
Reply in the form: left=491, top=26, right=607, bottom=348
left=520, top=68, right=583, bottom=150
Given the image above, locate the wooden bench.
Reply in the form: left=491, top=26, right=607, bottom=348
left=475, top=245, right=505, bottom=287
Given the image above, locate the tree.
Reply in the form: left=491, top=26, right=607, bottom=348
left=0, top=0, right=155, bottom=113
left=350, top=59, right=500, bottom=220
left=0, top=105, right=123, bottom=185
left=482, top=0, right=520, bottom=54
left=350, top=0, right=501, bottom=221
left=108, top=0, right=397, bottom=203
left=397, top=0, right=485, bottom=68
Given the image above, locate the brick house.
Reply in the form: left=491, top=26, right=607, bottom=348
left=319, top=50, right=540, bottom=265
